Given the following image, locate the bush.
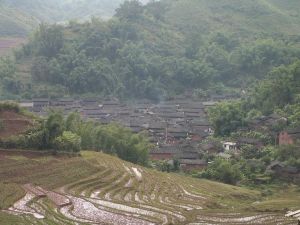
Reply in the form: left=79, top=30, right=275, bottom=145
left=54, top=131, right=81, bottom=153
left=0, top=101, right=21, bottom=113
left=94, top=124, right=151, bottom=165
left=0, top=135, right=26, bottom=149
left=200, top=158, right=242, bottom=185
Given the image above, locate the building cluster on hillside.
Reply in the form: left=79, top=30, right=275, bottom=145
left=20, top=97, right=218, bottom=171
left=19, top=97, right=300, bottom=175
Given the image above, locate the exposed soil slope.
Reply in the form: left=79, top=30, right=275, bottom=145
left=0, top=111, right=33, bottom=139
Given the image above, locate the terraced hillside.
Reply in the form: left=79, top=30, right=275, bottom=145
left=0, top=150, right=298, bottom=225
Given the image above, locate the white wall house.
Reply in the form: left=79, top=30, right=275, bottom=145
left=223, top=142, right=237, bottom=151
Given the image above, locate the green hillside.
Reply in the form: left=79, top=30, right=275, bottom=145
left=2, top=0, right=300, bottom=100
left=0, top=150, right=298, bottom=224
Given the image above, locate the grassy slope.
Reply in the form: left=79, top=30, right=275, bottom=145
left=0, top=150, right=298, bottom=224
left=165, top=0, right=300, bottom=36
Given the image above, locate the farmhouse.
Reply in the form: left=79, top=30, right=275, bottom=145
left=248, top=114, right=287, bottom=132
left=32, top=98, right=50, bottom=113
left=149, top=146, right=180, bottom=160
left=19, top=100, right=33, bottom=111
left=179, top=159, right=207, bottom=172
left=201, top=143, right=220, bottom=154
left=267, top=161, right=299, bottom=182
left=223, top=142, right=237, bottom=151
left=19, top=97, right=214, bottom=163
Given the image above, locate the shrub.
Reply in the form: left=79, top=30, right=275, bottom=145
left=54, top=131, right=81, bottom=153
left=0, top=101, right=21, bottom=113
left=200, top=158, right=242, bottom=185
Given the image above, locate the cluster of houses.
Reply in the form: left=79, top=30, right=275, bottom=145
left=19, top=97, right=218, bottom=171
left=19, top=98, right=300, bottom=177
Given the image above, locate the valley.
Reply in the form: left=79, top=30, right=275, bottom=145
left=0, top=0, right=300, bottom=224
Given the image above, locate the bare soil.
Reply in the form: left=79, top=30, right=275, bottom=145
left=0, top=111, right=33, bottom=139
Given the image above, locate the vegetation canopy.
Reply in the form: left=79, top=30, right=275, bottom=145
left=1, top=0, right=300, bottom=100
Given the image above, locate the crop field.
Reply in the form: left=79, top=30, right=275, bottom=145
left=0, top=150, right=298, bottom=225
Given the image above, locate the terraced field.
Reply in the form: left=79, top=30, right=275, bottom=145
left=0, top=150, right=298, bottom=225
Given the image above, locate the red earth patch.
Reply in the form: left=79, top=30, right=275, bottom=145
left=0, top=111, right=33, bottom=139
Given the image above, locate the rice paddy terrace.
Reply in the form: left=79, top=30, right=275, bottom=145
left=0, top=150, right=298, bottom=225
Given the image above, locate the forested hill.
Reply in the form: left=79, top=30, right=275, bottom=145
left=0, top=0, right=149, bottom=36
left=2, top=0, right=300, bottom=101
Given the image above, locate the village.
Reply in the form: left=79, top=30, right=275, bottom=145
left=17, top=97, right=299, bottom=179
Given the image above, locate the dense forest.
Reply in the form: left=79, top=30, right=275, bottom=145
left=202, top=61, right=300, bottom=184
left=209, top=60, right=300, bottom=136
left=1, top=0, right=300, bottom=101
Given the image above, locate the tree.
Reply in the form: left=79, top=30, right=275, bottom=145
left=145, top=0, right=168, bottom=21
left=94, top=123, right=151, bottom=165
left=65, top=112, right=95, bottom=149
left=275, top=145, right=300, bottom=162
left=115, top=0, right=144, bottom=21
left=35, top=24, right=64, bottom=58
left=200, top=158, right=242, bottom=185
left=54, top=131, right=81, bottom=153
left=31, top=56, right=49, bottom=82
left=208, top=101, right=246, bottom=136
left=45, top=111, right=65, bottom=150
left=0, top=57, right=16, bottom=79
